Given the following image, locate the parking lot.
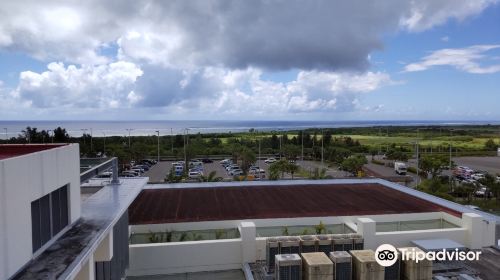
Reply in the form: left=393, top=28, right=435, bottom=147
left=143, top=158, right=351, bottom=183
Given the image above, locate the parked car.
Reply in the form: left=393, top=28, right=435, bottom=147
left=220, top=159, right=232, bottom=165
left=201, top=158, right=213, bottom=163
left=120, top=173, right=136, bottom=177
left=188, top=171, right=203, bottom=179
left=264, top=158, right=277, bottom=164
left=475, top=187, right=490, bottom=197
left=134, top=164, right=150, bottom=171
left=229, top=169, right=243, bottom=176
left=226, top=164, right=240, bottom=171
left=471, top=173, right=485, bottom=181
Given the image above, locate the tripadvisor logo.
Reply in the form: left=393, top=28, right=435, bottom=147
left=375, top=244, right=482, bottom=267
left=375, top=244, right=398, bottom=267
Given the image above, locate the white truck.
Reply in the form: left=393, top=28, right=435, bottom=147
left=394, top=162, right=407, bottom=175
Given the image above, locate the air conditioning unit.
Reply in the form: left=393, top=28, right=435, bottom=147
left=302, top=252, right=334, bottom=280
left=280, top=236, right=300, bottom=254
left=317, top=235, right=333, bottom=254
left=384, top=251, right=400, bottom=280
left=275, top=254, right=302, bottom=280
left=300, top=235, right=318, bottom=253
left=349, top=233, right=364, bottom=250
left=266, top=237, right=280, bottom=273
left=350, top=250, right=384, bottom=280
left=332, top=235, right=352, bottom=252
left=329, top=251, right=352, bottom=280
left=397, top=247, right=432, bottom=280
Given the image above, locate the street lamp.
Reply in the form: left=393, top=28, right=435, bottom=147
left=415, top=128, right=420, bottom=188
left=155, top=130, right=160, bottom=162
left=102, top=132, right=106, bottom=156
left=126, top=129, right=133, bottom=148
left=301, top=131, right=304, bottom=163
left=90, top=128, right=93, bottom=152
left=81, top=129, right=88, bottom=145
left=321, top=129, right=324, bottom=166
left=170, top=128, right=174, bottom=154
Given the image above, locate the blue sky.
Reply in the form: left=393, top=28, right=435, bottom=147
left=0, top=0, right=499, bottom=121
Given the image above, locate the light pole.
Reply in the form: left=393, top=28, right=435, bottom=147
left=301, top=131, right=304, bottom=163
left=90, top=128, right=93, bottom=152
left=170, top=128, right=174, bottom=154
left=279, top=131, right=282, bottom=160
left=102, top=132, right=106, bottom=156
left=81, top=129, right=88, bottom=146
left=126, top=129, right=133, bottom=148
left=416, top=128, right=420, bottom=188
left=321, top=129, right=324, bottom=166
left=449, top=129, right=453, bottom=190
left=155, top=130, right=160, bottom=162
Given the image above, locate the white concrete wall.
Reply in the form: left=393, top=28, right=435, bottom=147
left=0, top=144, right=80, bottom=280
left=128, top=239, right=243, bottom=276
left=130, top=212, right=446, bottom=234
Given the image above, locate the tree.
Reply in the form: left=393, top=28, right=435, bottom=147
left=283, top=144, right=300, bottom=160
left=202, top=171, right=223, bottom=182
left=369, top=147, right=378, bottom=160
left=239, top=147, right=256, bottom=173
left=340, top=155, right=367, bottom=175
left=286, top=163, right=299, bottom=179
left=419, top=155, right=451, bottom=178
left=484, top=139, right=498, bottom=151
left=53, top=127, right=70, bottom=142
left=386, top=149, right=408, bottom=162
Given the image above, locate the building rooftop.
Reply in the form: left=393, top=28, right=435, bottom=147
left=0, top=144, right=66, bottom=160
left=129, top=182, right=462, bottom=225
left=12, top=177, right=148, bottom=280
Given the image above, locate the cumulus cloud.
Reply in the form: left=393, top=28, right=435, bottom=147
left=0, top=0, right=497, bottom=118
left=404, top=45, right=500, bottom=74
left=1, top=0, right=496, bottom=69
left=15, top=61, right=143, bottom=108
left=400, top=0, right=498, bottom=32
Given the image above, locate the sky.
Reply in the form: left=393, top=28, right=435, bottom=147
left=0, top=0, right=499, bottom=121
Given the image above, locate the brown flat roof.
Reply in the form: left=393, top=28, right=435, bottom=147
left=128, top=183, right=462, bottom=225
left=0, top=144, right=66, bottom=160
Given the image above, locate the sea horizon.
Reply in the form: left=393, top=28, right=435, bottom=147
left=1, top=119, right=500, bottom=137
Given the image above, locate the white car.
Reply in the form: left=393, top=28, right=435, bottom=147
left=471, top=173, right=485, bottom=181
left=475, top=187, right=489, bottom=197
left=264, top=158, right=277, bottom=164
left=188, top=171, right=203, bottom=179
left=229, top=169, right=243, bottom=176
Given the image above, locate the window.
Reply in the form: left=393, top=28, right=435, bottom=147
left=31, top=185, right=69, bottom=253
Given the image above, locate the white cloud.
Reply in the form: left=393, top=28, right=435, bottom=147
left=0, top=0, right=496, bottom=68
left=15, top=61, right=143, bottom=108
left=404, top=45, right=500, bottom=74
left=400, top=0, right=498, bottom=32
left=441, top=36, right=449, bottom=42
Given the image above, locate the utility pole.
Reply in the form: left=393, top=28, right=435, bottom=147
left=321, top=129, right=324, bottom=166
left=449, top=130, right=453, bottom=190
left=102, top=132, right=106, bottom=156
left=170, top=128, right=174, bottom=154
left=301, top=131, right=304, bottom=163
left=155, top=130, right=160, bottom=162
left=126, top=129, right=133, bottom=148
left=81, top=129, right=88, bottom=146
left=90, top=128, right=93, bottom=152
left=416, top=128, right=420, bottom=188
left=279, top=130, right=282, bottom=160
left=258, top=138, right=261, bottom=170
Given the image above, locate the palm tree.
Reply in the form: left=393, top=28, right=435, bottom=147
left=202, top=171, right=223, bottom=182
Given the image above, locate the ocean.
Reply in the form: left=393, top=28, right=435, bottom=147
left=0, top=120, right=498, bottom=138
